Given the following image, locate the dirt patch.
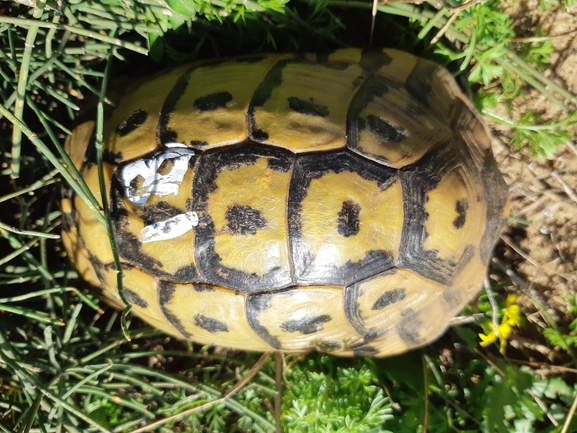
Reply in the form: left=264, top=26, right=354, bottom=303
left=505, top=0, right=577, bottom=120
left=492, top=0, right=577, bottom=359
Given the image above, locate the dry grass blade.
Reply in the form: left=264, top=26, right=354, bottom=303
left=429, top=0, right=484, bottom=45
left=550, top=171, right=577, bottom=204
left=561, top=393, right=577, bottom=433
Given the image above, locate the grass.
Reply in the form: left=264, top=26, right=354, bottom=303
left=1, top=0, right=577, bottom=431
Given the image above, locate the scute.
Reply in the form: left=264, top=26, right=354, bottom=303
left=62, top=48, right=509, bottom=357
left=247, top=286, right=362, bottom=355
left=289, top=151, right=402, bottom=286
left=193, top=144, right=294, bottom=291
left=249, top=58, right=364, bottom=152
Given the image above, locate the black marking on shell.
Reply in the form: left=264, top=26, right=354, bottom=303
left=103, top=150, right=124, bottom=164
left=190, top=140, right=209, bottom=147
left=141, top=201, right=185, bottom=226
left=123, top=288, right=148, bottom=308
left=367, top=115, right=406, bottom=143
left=226, top=204, right=267, bottom=235
left=251, top=128, right=269, bottom=142
left=246, top=294, right=282, bottom=349
left=443, top=288, right=462, bottom=309
left=60, top=207, right=76, bottom=234
left=247, top=59, right=286, bottom=143
left=194, top=314, right=229, bottom=333
left=359, top=49, right=394, bottom=74
left=159, top=283, right=192, bottom=338
left=287, top=96, right=329, bottom=117
left=289, top=151, right=397, bottom=286
left=317, top=341, right=342, bottom=350
left=453, top=198, right=468, bottom=229
left=91, top=255, right=112, bottom=287
left=194, top=92, right=233, bottom=112
left=110, top=205, right=163, bottom=272
left=479, top=152, right=509, bottom=263
left=372, top=288, right=406, bottom=310
left=350, top=342, right=379, bottom=357
left=193, top=285, right=215, bottom=292
left=405, top=59, right=437, bottom=108
left=337, top=200, right=361, bottom=237
left=116, top=109, right=147, bottom=137
left=280, top=315, right=332, bottom=335
left=251, top=60, right=286, bottom=108
left=397, top=309, right=426, bottom=347
left=158, top=66, right=193, bottom=145
left=173, top=264, right=201, bottom=282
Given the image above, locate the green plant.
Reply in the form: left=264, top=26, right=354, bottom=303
left=2, top=0, right=577, bottom=431
left=283, top=355, right=393, bottom=432
left=543, top=292, right=577, bottom=354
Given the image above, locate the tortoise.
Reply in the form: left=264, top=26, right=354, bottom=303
left=61, top=48, right=509, bottom=357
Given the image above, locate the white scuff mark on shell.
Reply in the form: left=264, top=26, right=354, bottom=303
left=164, top=142, right=189, bottom=149
left=140, top=211, right=199, bottom=243
left=119, top=144, right=195, bottom=206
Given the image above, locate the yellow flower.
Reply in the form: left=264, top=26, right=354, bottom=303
left=478, top=294, right=522, bottom=354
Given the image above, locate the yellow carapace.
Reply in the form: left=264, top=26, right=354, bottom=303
left=61, top=48, right=509, bottom=357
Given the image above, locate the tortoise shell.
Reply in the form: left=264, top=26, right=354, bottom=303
left=61, top=48, right=509, bottom=357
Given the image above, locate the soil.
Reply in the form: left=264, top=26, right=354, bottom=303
left=491, top=0, right=577, bottom=361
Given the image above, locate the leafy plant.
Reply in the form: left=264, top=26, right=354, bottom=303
left=283, top=355, right=393, bottom=432
left=543, top=292, right=577, bottom=354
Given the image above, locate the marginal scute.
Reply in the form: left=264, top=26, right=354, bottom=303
left=248, top=286, right=361, bottom=354
left=61, top=208, right=111, bottom=302
left=75, top=163, right=116, bottom=265
left=63, top=48, right=510, bottom=358
left=112, top=268, right=184, bottom=337
left=480, top=153, right=511, bottom=263
left=64, top=120, right=95, bottom=170
left=344, top=268, right=446, bottom=344
left=423, top=166, right=486, bottom=263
